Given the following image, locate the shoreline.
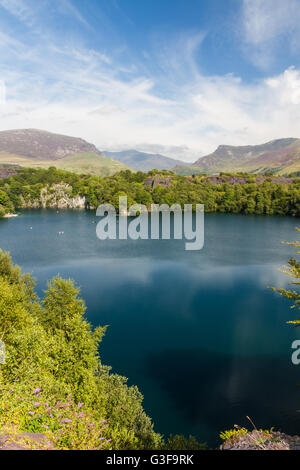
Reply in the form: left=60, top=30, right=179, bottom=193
left=3, top=213, right=18, bottom=218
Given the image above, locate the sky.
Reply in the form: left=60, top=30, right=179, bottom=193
left=0, top=0, right=300, bottom=161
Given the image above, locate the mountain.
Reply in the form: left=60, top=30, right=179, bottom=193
left=174, top=138, right=300, bottom=175
left=103, top=149, right=187, bottom=172
left=42, top=152, right=130, bottom=177
left=3, top=129, right=298, bottom=177
left=0, top=128, right=102, bottom=160
left=0, top=129, right=129, bottom=176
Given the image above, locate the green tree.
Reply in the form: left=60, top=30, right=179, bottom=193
left=163, top=434, right=207, bottom=450
left=271, top=228, right=300, bottom=325
left=42, top=277, right=106, bottom=402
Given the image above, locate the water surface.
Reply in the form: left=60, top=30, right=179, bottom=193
left=0, top=210, right=299, bottom=446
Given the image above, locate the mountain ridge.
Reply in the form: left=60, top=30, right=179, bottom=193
left=0, top=128, right=102, bottom=160
left=103, top=149, right=186, bottom=172
left=0, top=129, right=129, bottom=176
left=1, top=129, right=300, bottom=176
left=175, top=138, right=300, bottom=175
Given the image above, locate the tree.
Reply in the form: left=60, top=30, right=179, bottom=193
left=0, top=189, right=14, bottom=214
left=42, top=277, right=106, bottom=401
left=271, top=228, right=300, bottom=325
left=163, top=434, right=207, bottom=450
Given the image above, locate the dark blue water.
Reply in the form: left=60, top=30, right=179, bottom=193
left=0, top=210, right=300, bottom=447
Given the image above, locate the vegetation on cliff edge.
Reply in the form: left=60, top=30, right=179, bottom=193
left=271, top=228, right=300, bottom=325
left=0, top=167, right=299, bottom=217
left=0, top=250, right=205, bottom=450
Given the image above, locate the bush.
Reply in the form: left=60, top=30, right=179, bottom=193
left=0, top=251, right=204, bottom=450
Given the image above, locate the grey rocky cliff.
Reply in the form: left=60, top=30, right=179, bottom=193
left=19, top=183, right=87, bottom=210
left=220, top=430, right=300, bottom=451
left=144, top=176, right=173, bottom=189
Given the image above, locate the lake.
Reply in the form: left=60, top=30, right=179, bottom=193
left=0, top=209, right=300, bottom=447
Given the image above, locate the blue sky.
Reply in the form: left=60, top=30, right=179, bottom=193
left=0, top=0, right=300, bottom=160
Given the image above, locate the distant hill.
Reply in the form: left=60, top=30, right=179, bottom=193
left=103, top=149, right=186, bottom=172
left=174, top=138, right=300, bottom=175
left=0, top=129, right=129, bottom=176
left=0, top=129, right=102, bottom=160
left=2, top=130, right=299, bottom=177
left=42, top=152, right=130, bottom=177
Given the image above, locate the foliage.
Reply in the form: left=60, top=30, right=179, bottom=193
left=0, top=385, right=111, bottom=450
left=221, top=426, right=274, bottom=439
left=0, top=251, right=203, bottom=450
left=0, top=167, right=299, bottom=217
left=219, top=428, right=248, bottom=441
left=270, top=228, right=300, bottom=325
left=259, top=427, right=275, bottom=435
left=163, top=434, right=207, bottom=450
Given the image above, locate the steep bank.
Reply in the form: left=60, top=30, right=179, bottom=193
left=18, top=184, right=87, bottom=210
left=0, top=251, right=204, bottom=450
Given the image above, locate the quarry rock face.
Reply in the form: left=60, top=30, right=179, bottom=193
left=144, top=176, right=173, bottom=189
left=19, top=184, right=87, bottom=209
left=0, top=168, right=19, bottom=179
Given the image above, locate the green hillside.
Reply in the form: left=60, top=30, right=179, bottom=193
left=0, top=151, right=130, bottom=177
left=174, top=139, right=300, bottom=176
left=48, top=152, right=131, bottom=176
left=0, top=130, right=131, bottom=176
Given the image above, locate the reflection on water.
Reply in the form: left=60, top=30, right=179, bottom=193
left=146, top=350, right=300, bottom=443
left=0, top=210, right=299, bottom=446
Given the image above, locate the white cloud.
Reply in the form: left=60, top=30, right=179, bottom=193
left=266, top=67, right=300, bottom=105
left=0, top=1, right=300, bottom=161
left=242, top=0, right=300, bottom=69
left=0, top=81, right=5, bottom=105
left=2, top=61, right=300, bottom=160
left=0, top=0, right=35, bottom=26
left=0, top=0, right=92, bottom=31
left=56, top=0, right=94, bottom=30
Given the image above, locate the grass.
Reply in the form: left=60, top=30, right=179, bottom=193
left=0, top=152, right=131, bottom=177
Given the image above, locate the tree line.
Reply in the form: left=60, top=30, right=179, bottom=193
left=0, top=167, right=299, bottom=217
